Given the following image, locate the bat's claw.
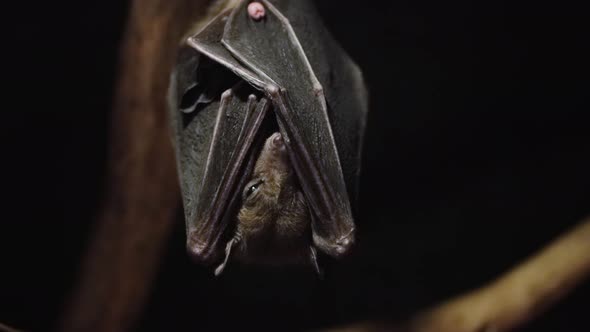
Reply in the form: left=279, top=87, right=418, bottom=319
left=214, top=235, right=240, bottom=276
left=310, top=246, right=323, bottom=279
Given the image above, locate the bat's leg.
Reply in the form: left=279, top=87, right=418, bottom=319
left=310, top=246, right=323, bottom=278
left=214, top=232, right=242, bottom=276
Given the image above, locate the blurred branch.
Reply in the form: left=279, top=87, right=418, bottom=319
left=58, top=1, right=590, bottom=331
left=59, top=1, right=216, bottom=331
left=321, top=217, right=590, bottom=332
left=0, top=322, right=24, bottom=332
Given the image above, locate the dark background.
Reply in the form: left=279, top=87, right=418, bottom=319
left=2, top=0, right=589, bottom=331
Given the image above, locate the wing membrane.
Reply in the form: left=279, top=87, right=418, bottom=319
left=222, top=0, right=355, bottom=256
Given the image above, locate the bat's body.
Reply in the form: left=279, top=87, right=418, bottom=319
left=168, top=0, right=368, bottom=275
left=215, top=132, right=317, bottom=275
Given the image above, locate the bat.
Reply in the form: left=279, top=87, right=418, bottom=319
left=167, top=0, right=368, bottom=276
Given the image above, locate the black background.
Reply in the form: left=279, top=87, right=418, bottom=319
left=2, top=0, right=589, bottom=331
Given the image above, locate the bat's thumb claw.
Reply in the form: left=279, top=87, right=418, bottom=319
left=214, top=263, right=226, bottom=277
left=310, top=246, right=324, bottom=279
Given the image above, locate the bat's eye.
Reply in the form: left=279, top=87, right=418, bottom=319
left=243, top=178, right=264, bottom=200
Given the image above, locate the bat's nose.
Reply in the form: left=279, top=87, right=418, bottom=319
left=271, top=132, right=283, bottom=147
left=269, top=132, right=287, bottom=154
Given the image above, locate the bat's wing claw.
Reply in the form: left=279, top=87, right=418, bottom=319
left=214, top=236, right=240, bottom=276
left=310, top=246, right=324, bottom=279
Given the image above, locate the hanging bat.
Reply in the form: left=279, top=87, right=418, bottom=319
left=167, top=0, right=368, bottom=276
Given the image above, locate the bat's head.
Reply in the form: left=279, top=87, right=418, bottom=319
left=238, top=132, right=291, bottom=230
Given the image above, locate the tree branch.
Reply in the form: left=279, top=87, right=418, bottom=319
left=59, top=1, right=215, bottom=331
left=321, top=217, right=590, bottom=332
left=0, top=322, right=24, bottom=332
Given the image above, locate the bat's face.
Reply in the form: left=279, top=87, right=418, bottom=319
left=238, top=132, right=299, bottom=235
left=169, top=0, right=368, bottom=275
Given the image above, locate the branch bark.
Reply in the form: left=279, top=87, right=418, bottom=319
left=59, top=1, right=215, bottom=331
left=0, top=322, right=24, bottom=332
left=320, top=217, right=590, bottom=332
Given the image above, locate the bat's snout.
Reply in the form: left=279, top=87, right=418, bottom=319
left=271, top=132, right=283, bottom=148
left=269, top=132, right=287, bottom=154
left=266, top=132, right=287, bottom=157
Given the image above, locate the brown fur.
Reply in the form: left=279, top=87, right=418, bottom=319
left=235, top=132, right=312, bottom=265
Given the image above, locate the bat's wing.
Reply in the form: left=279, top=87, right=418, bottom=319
left=169, top=0, right=368, bottom=263
left=275, top=1, right=369, bottom=209
left=168, top=15, right=270, bottom=262
left=186, top=9, right=266, bottom=90
left=220, top=0, right=368, bottom=257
